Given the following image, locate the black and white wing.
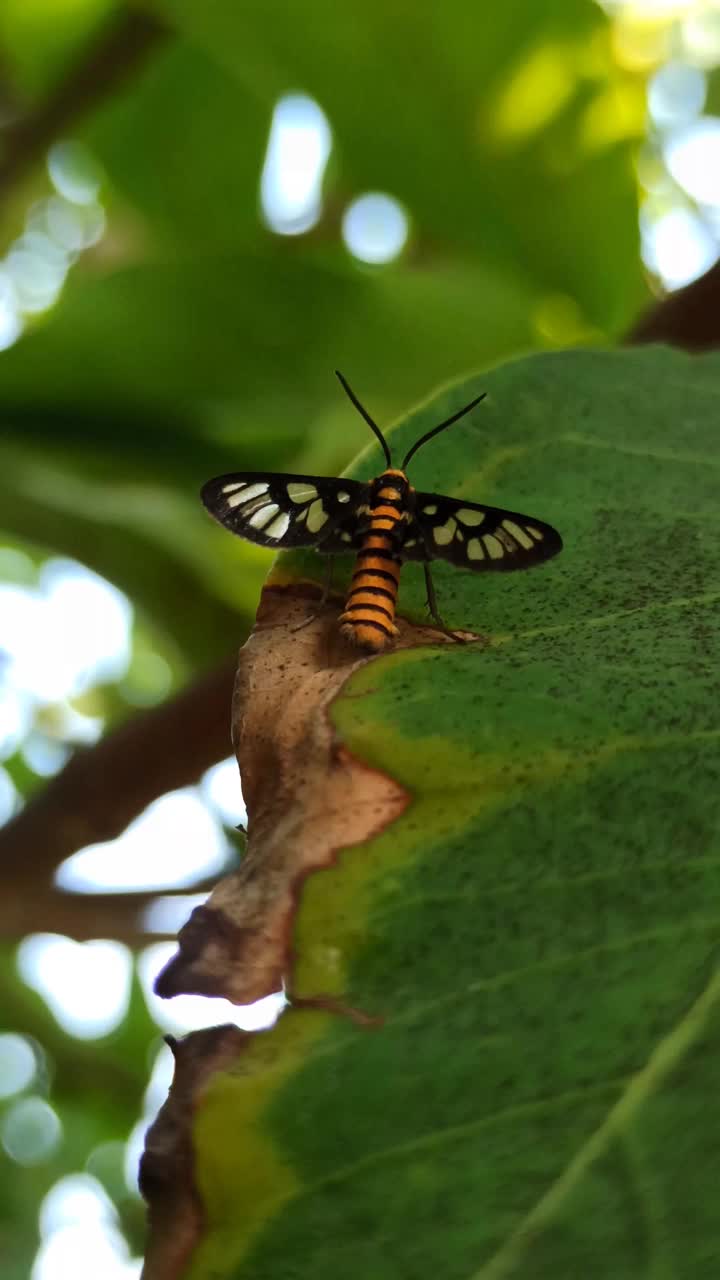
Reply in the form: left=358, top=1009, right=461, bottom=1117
left=401, top=492, right=563, bottom=572
left=200, top=472, right=369, bottom=553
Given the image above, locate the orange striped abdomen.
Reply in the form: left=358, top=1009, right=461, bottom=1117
left=338, top=480, right=405, bottom=651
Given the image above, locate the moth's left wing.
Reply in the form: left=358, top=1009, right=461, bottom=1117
left=401, top=491, right=563, bottom=571
left=201, top=472, right=368, bottom=552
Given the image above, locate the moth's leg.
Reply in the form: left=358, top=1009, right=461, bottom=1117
left=290, top=556, right=335, bottom=633
left=423, top=563, right=465, bottom=644
left=423, top=562, right=445, bottom=627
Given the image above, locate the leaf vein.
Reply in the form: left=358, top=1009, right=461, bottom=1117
left=469, top=968, right=720, bottom=1279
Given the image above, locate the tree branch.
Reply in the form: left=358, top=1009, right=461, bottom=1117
left=628, top=261, right=720, bottom=351
left=0, top=8, right=171, bottom=199
left=0, top=881, right=222, bottom=945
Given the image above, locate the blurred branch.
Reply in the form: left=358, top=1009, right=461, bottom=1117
left=628, top=262, right=720, bottom=350
left=0, top=8, right=171, bottom=200
left=0, top=656, right=238, bottom=887
left=0, top=882, right=219, bottom=945
left=2, top=885, right=152, bottom=945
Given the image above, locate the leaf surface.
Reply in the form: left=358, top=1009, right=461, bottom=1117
left=148, top=348, right=720, bottom=1279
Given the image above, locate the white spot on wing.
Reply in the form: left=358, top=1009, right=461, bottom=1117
left=423, top=503, right=438, bottom=515
left=228, top=482, right=268, bottom=505
left=249, top=502, right=280, bottom=529
left=497, top=528, right=517, bottom=552
left=503, top=519, right=534, bottom=550
left=287, top=482, right=318, bottom=503
left=264, top=511, right=291, bottom=539
left=337, top=491, right=351, bottom=504
left=306, top=498, right=328, bottom=533
left=222, top=482, right=246, bottom=494
left=433, top=519, right=456, bottom=546
left=483, top=534, right=504, bottom=560
left=467, top=538, right=485, bottom=560
left=457, top=508, right=485, bottom=527
left=527, top=525, right=544, bottom=541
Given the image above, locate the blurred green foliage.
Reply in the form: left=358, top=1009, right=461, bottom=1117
left=0, top=0, right=656, bottom=1276
left=0, top=0, right=647, bottom=666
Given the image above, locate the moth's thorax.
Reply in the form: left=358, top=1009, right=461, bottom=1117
left=370, top=468, right=414, bottom=511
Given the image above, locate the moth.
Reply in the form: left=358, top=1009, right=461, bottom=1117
left=201, top=372, right=563, bottom=651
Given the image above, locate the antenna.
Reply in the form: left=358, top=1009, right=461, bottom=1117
left=402, top=393, right=486, bottom=470
left=335, top=370, right=392, bottom=468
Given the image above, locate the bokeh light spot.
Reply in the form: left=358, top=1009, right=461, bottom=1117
left=56, top=789, right=229, bottom=894
left=120, top=650, right=173, bottom=707
left=0, top=687, right=32, bottom=760
left=39, top=1173, right=115, bottom=1238
left=610, top=11, right=671, bottom=72
left=1, top=1096, right=62, bottom=1165
left=0, top=766, right=20, bottom=823
left=261, top=94, right=332, bottom=234
left=33, top=1224, right=141, bottom=1280
left=581, top=81, right=645, bottom=148
left=0, top=269, right=22, bottom=350
left=4, top=237, right=67, bottom=315
left=0, top=1032, right=37, bottom=1098
left=665, top=118, right=720, bottom=205
left=21, top=734, right=71, bottom=778
left=124, top=1042, right=175, bottom=1195
left=648, top=61, right=706, bottom=129
left=533, top=293, right=600, bottom=345
left=641, top=203, right=718, bottom=287
left=85, top=1140, right=128, bottom=1205
left=44, top=195, right=106, bottom=251
left=17, top=935, right=132, bottom=1039
left=491, top=44, right=574, bottom=141
left=0, top=559, right=132, bottom=705
left=143, top=1041, right=176, bottom=1117
left=681, top=7, right=720, bottom=67
left=0, top=141, right=106, bottom=350
left=342, top=193, right=409, bottom=264
left=201, top=756, right=246, bottom=829
left=142, top=892, right=209, bottom=935
left=138, top=943, right=286, bottom=1037
left=47, top=140, right=103, bottom=206
left=0, top=546, right=35, bottom=584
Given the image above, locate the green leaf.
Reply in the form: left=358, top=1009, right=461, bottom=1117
left=182, top=347, right=720, bottom=1277
left=0, top=0, right=116, bottom=97
left=164, top=0, right=645, bottom=329
left=0, top=1, right=646, bottom=418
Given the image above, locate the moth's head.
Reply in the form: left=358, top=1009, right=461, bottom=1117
left=371, top=468, right=411, bottom=502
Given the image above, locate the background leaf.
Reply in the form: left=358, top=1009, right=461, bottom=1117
left=0, top=0, right=645, bottom=667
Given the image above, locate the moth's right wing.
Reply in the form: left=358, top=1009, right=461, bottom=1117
left=201, top=472, right=369, bottom=552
